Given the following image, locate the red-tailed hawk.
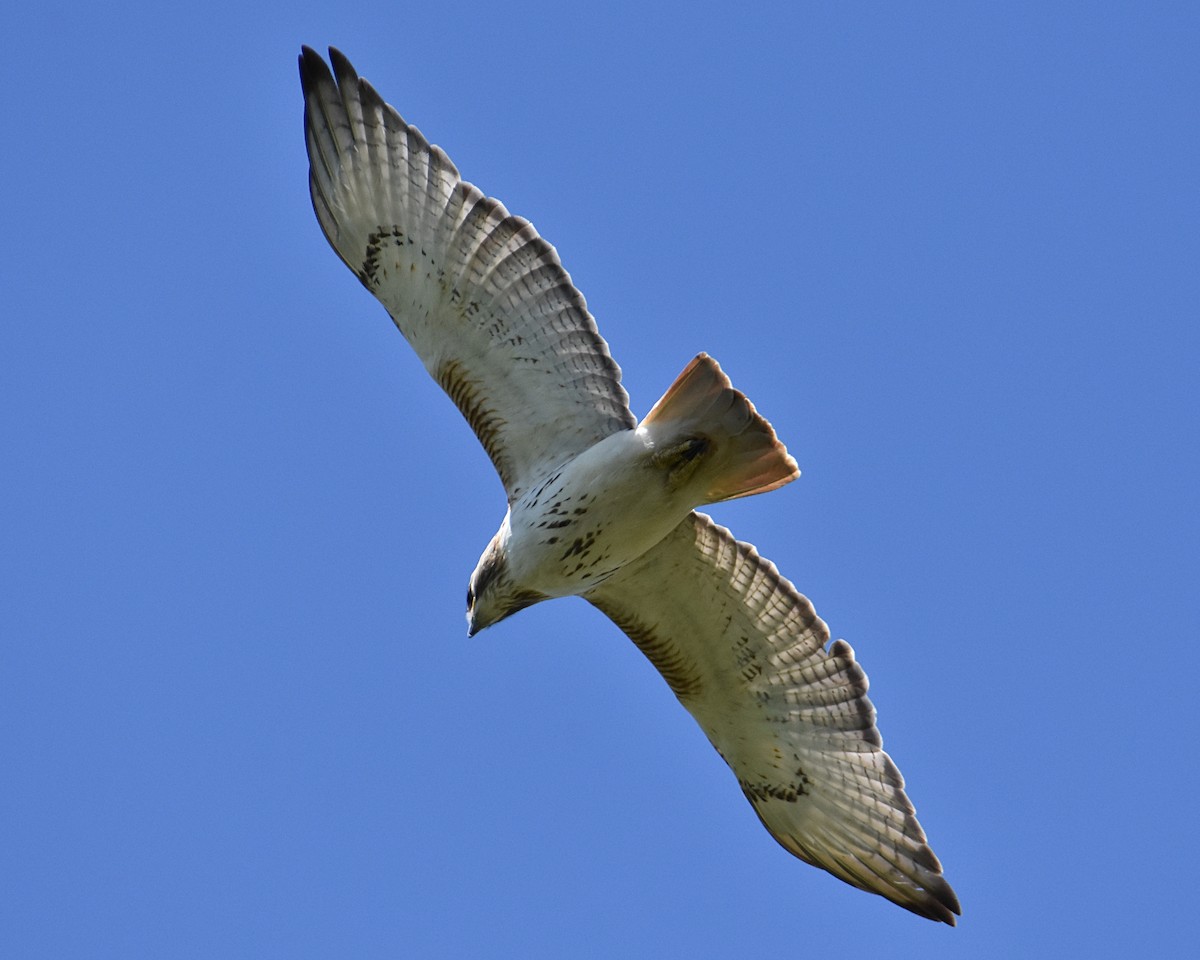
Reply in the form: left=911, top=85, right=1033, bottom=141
left=300, top=46, right=960, bottom=924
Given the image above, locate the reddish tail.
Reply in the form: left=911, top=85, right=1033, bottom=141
left=641, top=354, right=799, bottom=504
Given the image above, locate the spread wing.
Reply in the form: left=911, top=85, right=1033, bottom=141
left=585, top=513, right=961, bottom=924
left=300, top=47, right=635, bottom=500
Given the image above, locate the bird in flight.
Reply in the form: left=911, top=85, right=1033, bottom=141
left=299, top=46, right=960, bottom=924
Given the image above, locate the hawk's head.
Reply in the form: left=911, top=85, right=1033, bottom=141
left=466, top=533, right=546, bottom=636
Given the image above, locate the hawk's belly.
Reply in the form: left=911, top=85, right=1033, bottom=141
left=504, top=428, right=694, bottom=598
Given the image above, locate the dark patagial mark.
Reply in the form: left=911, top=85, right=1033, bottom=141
left=501, top=588, right=549, bottom=620
left=740, top=767, right=810, bottom=804
left=435, top=358, right=512, bottom=488
left=586, top=604, right=704, bottom=702
left=360, top=225, right=417, bottom=290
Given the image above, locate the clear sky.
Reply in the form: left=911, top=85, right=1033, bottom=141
left=3, top=2, right=1197, bottom=957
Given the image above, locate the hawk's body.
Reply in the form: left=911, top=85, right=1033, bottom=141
left=471, top=352, right=801, bottom=631
left=300, top=46, right=960, bottom=924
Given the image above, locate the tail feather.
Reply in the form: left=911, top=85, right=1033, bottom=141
left=642, top=354, right=799, bottom=504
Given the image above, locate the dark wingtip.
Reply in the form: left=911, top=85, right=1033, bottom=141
left=327, top=46, right=357, bottom=85
left=918, top=875, right=962, bottom=925
left=298, top=44, right=334, bottom=95
left=298, top=45, right=359, bottom=92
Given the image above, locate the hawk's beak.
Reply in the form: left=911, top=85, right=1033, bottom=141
left=466, top=609, right=482, bottom=638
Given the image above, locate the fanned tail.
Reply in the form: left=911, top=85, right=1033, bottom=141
left=641, top=354, right=799, bottom=504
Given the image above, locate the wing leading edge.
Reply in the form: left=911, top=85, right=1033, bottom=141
left=300, top=47, right=635, bottom=500
left=586, top=513, right=961, bottom=923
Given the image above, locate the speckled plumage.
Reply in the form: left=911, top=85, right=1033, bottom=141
left=300, top=46, right=960, bottom=924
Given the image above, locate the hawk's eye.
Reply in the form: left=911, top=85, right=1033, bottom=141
left=466, top=585, right=475, bottom=609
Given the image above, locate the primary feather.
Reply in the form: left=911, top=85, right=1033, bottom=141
left=301, top=46, right=634, bottom=500
left=300, top=45, right=960, bottom=924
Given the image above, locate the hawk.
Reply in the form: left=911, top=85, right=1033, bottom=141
left=300, top=46, right=960, bottom=924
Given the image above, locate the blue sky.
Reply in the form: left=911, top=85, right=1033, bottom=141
left=3, top=1, right=1197, bottom=957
